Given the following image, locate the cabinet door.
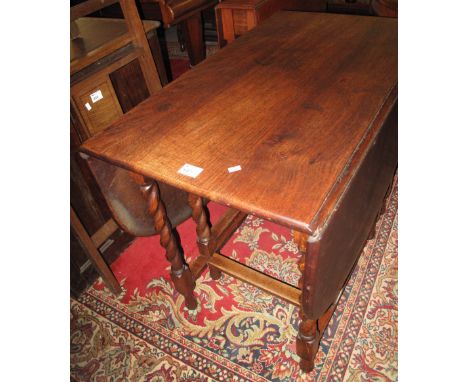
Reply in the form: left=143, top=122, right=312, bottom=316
left=72, top=76, right=123, bottom=138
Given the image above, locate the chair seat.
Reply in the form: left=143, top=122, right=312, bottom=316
left=85, top=155, right=196, bottom=237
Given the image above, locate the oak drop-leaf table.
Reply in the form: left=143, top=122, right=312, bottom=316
left=80, top=11, right=397, bottom=372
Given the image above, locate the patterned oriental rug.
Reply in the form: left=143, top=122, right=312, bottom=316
left=70, top=174, right=398, bottom=381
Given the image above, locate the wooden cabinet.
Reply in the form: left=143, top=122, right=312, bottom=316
left=70, top=0, right=164, bottom=296
left=215, top=0, right=327, bottom=47
left=216, top=0, right=282, bottom=46
left=71, top=17, right=163, bottom=138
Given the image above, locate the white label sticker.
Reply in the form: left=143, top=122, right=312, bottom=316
left=228, top=165, right=242, bottom=173
left=90, top=90, right=103, bottom=103
left=84, top=102, right=92, bottom=111
left=178, top=164, right=203, bottom=178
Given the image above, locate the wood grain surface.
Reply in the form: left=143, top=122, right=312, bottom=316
left=71, top=17, right=160, bottom=75
left=81, top=11, right=397, bottom=234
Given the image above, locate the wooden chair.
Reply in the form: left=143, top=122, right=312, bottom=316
left=80, top=154, right=204, bottom=306
left=71, top=1, right=194, bottom=296
left=81, top=155, right=195, bottom=237
left=140, top=0, right=219, bottom=66
left=71, top=157, right=196, bottom=296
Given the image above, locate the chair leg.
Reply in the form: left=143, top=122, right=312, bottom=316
left=180, top=12, right=206, bottom=66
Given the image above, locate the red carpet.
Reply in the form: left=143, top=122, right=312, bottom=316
left=70, top=174, right=398, bottom=381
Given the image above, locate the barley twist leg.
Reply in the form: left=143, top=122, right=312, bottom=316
left=143, top=181, right=197, bottom=309
left=187, top=194, right=221, bottom=280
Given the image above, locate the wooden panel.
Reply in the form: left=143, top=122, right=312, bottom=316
left=217, top=0, right=282, bottom=43
left=71, top=45, right=143, bottom=88
left=71, top=17, right=160, bottom=75
left=233, top=9, right=249, bottom=35
left=91, top=218, right=119, bottom=247
left=81, top=12, right=397, bottom=235
left=109, top=59, right=150, bottom=113
left=72, top=78, right=123, bottom=136
left=253, top=0, right=281, bottom=25
left=71, top=0, right=120, bottom=21
left=302, top=102, right=397, bottom=319
left=145, top=29, right=170, bottom=86
left=120, top=0, right=162, bottom=94
left=221, top=9, right=235, bottom=42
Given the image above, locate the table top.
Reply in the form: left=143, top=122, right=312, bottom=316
left=81, top=11, right=397, bottom=235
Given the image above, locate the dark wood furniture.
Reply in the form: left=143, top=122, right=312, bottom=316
left=215, top=0, right=331, bottom=47
left=71, top=1, right=164, bottom=136
left=214, top=0, right=389, bottom=48
left=142, top=0, right=219, bottom=66
left=96, top=0, right=220, bottom=67
left=70, top=0, right=165, bottom=295
left=80, top=11, right=397, bottom=372
left=215, top=0, right=282, bottom=47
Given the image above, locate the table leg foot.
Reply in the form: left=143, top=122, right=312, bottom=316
left=296, top=315, right=318, bottom=373
left=143, top=180, right=197, bottom=309
left=171, top=265, right=197, bottom=310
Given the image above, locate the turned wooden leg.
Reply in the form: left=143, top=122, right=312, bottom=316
left=294, top=230, right=319, bottom=372
left=187, top=194, right=221, bottom=280
left=294, top=231, right=340, bottom=372
left=294, top=231, right=318, bottom=371
left=180, top=12, right=205, bottom=66
left=142, top=180, right=197, bottom=309
left=297, top=313, right=319, bottom=372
